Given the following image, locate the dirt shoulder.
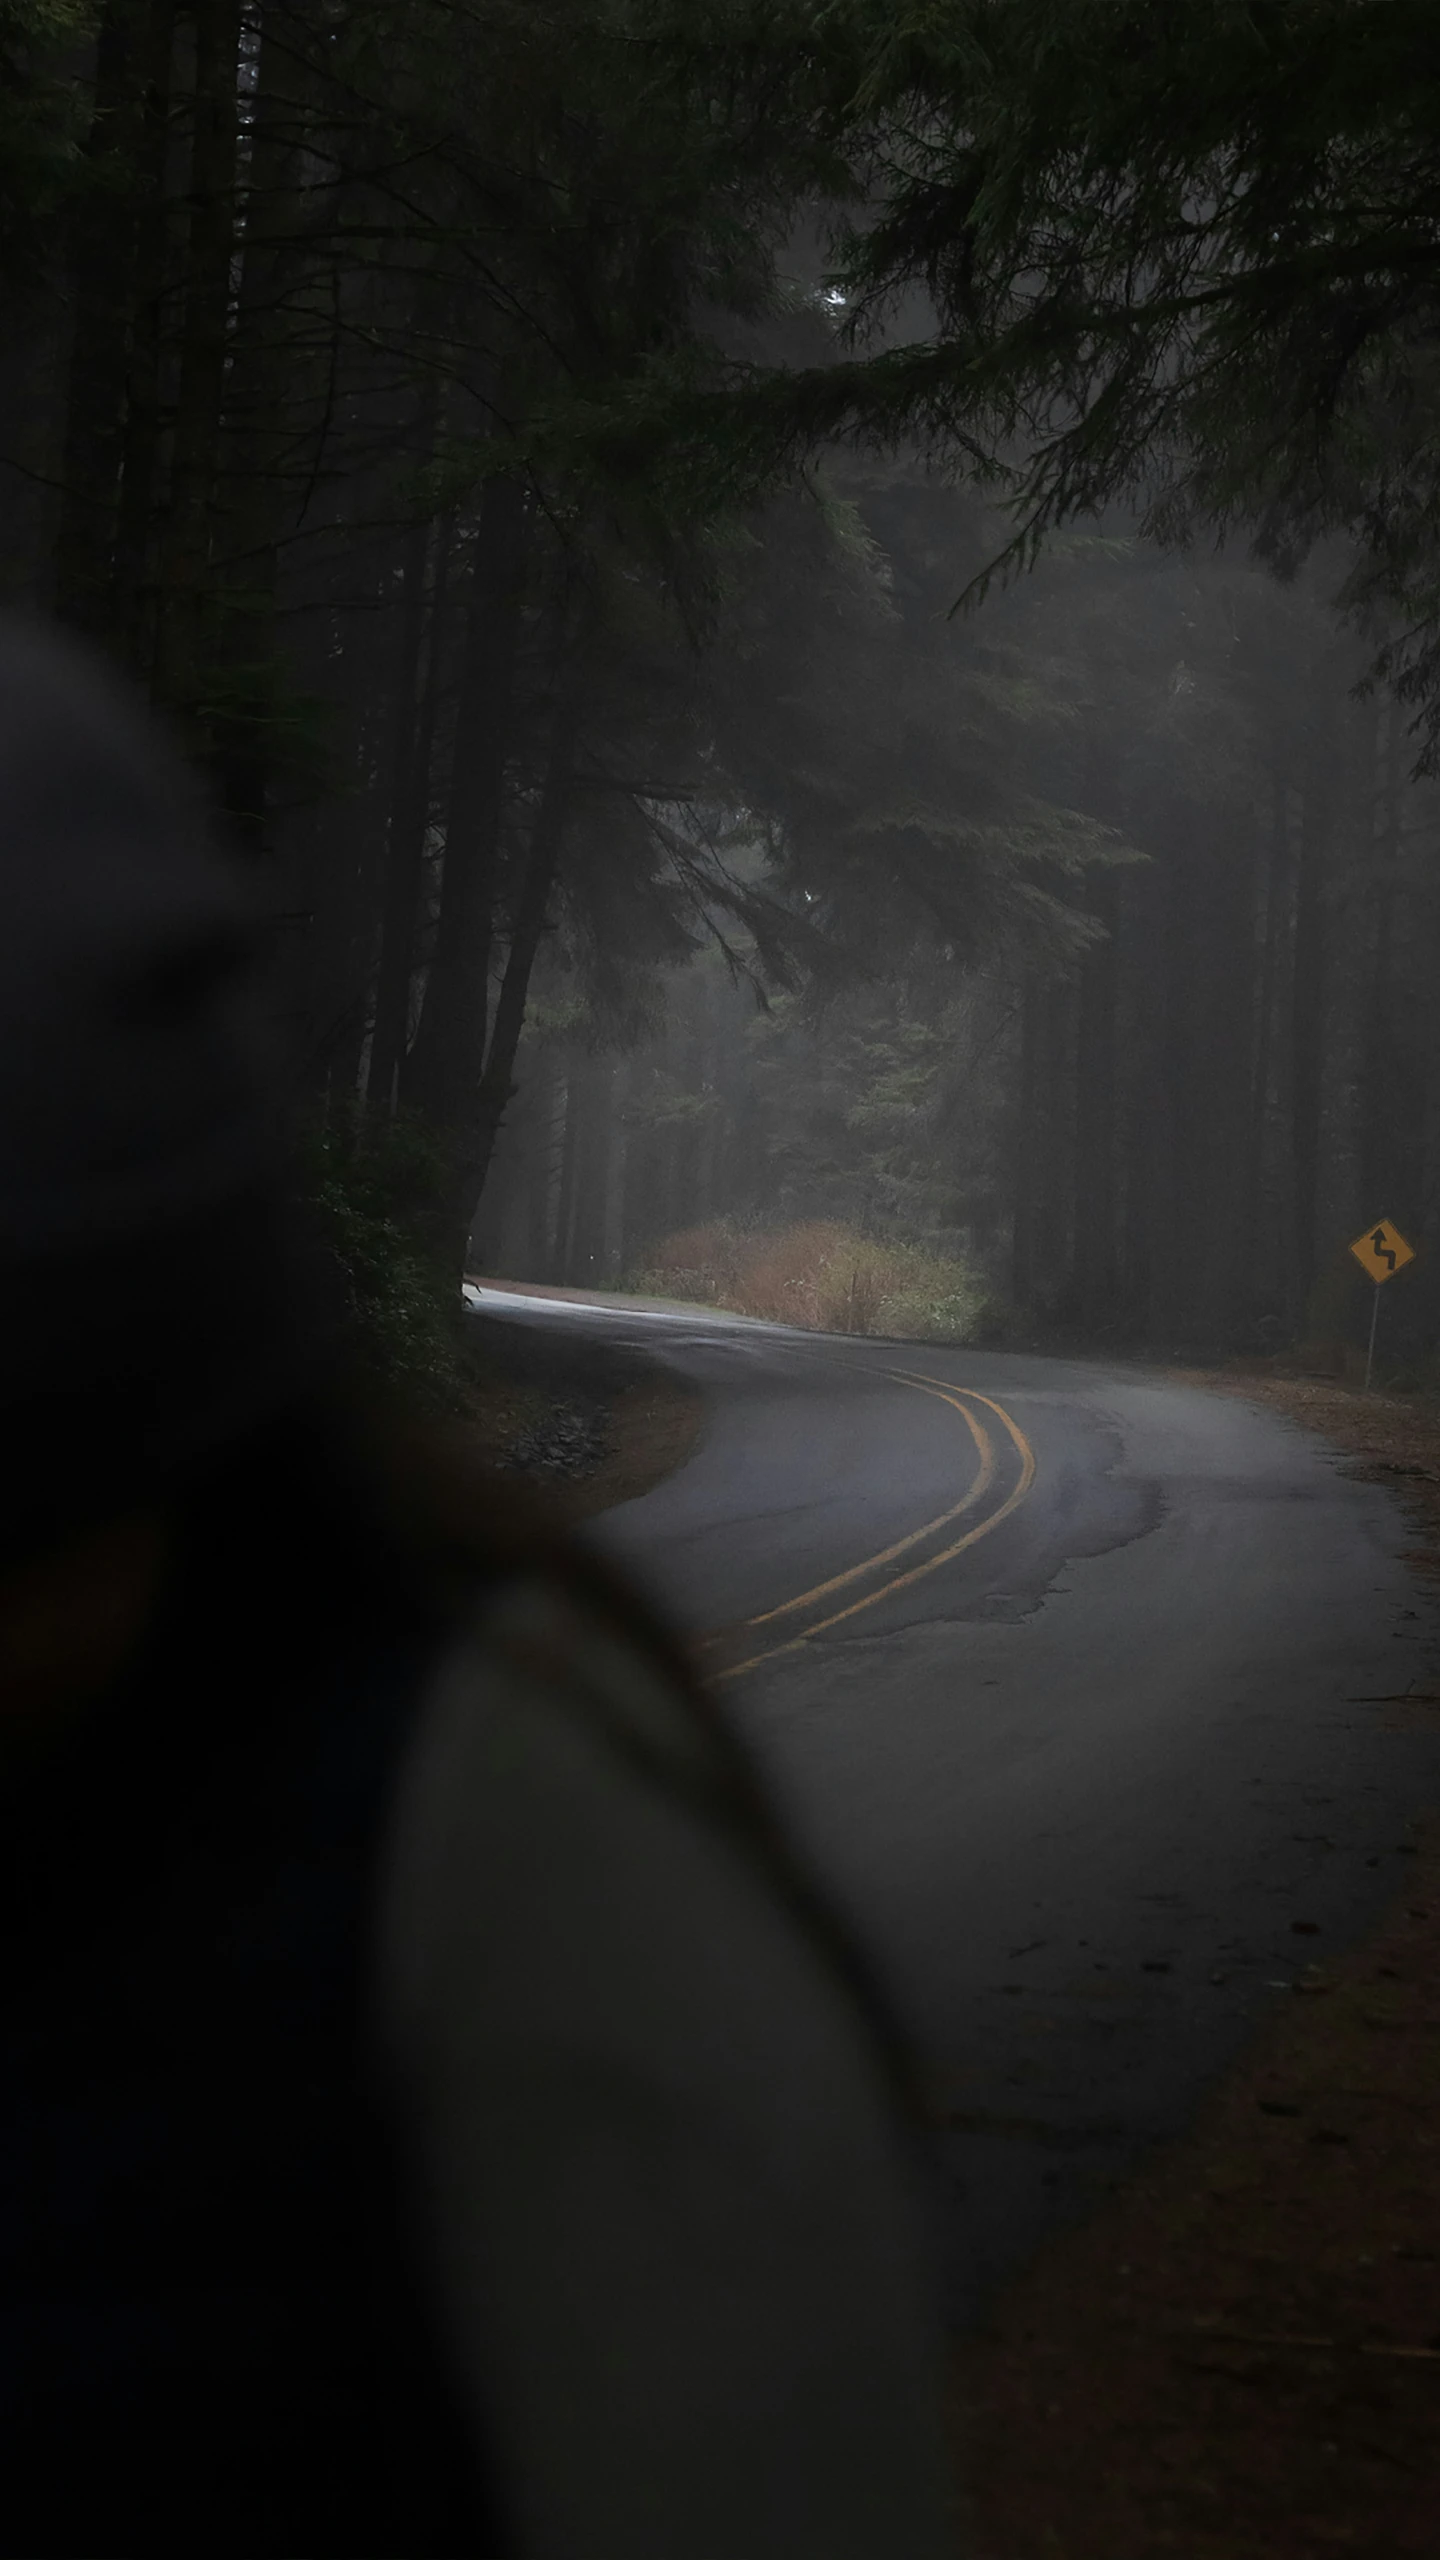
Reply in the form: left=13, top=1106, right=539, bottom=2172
left=958, top=1367, right=1440, bottom=2559
left=1174, top=1366, right=1440, bottom=1568
left=456, top=1300, right=704, bottom=1525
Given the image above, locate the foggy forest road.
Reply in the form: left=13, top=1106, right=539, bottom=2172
left=472, top=1289, right=1440, bottom=2326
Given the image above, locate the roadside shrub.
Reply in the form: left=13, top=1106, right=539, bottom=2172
left=303, top=1110, right=467, bottom=1409
left=631, top=1218, right=990, bottom=1341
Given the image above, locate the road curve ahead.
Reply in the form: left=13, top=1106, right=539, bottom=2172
left=470, top=1292, right=1440, bottom=2325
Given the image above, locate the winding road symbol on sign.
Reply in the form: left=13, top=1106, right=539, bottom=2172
left=1350, top=1219, right=1416, bottom=1388
left=1349, top=1220, right=1415, bottom=1284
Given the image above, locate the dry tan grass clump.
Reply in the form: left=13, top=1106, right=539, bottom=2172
left=632, top=1218, right=986, bottom=1341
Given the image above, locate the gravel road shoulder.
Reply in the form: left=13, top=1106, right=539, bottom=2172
left=957, top=1369, right=1440, bottom=2559
left=457, top=1302, right=704, bottom=1525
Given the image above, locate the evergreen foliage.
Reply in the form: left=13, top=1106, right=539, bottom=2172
left=0, top=0, right=90, bottom=286
left=680, top=1, right=1440, bottom=757
left=7, top=1, right=1440, bottom=1370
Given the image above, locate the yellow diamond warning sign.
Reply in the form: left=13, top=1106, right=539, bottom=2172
left=1350, top=1219, right=1416, bottom=1284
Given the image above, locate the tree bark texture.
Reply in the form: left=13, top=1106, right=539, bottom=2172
left=55, top=0, right=157, bottom=638
left=369, top=504, right=451, bottom=1107
left=151, top=0, right=243, bottom=717
left=402, top=474, right=530, bottom=1133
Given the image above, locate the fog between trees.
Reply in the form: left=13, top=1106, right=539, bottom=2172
left=482, top=516, right=1440, bottom=1368
left=7, top=2, right=1440, bottom=1378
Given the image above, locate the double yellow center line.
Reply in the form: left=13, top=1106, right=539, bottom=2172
left=705, top=1370, right=1037, bottom=1682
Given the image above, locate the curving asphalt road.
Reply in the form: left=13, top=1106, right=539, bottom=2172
left=470, top=1289, right=1440, bottom=2326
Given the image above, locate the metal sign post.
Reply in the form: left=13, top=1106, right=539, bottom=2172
left=1349, top=1219, right=1417, bottom=1390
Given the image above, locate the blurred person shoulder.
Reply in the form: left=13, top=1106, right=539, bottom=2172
left=372, top=1438, right=958, bottom=2560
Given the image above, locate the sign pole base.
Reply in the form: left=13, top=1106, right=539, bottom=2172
left=1366, top=1282, right=1381, bottom=1392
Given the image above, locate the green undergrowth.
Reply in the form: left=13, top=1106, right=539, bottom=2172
left=303, top=1111, right=470, bottom=1410
left=302, top=1114, right=661, bottom=1453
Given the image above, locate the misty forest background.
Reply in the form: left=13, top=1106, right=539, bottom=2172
left=7, top=0, right=1440, bottom=1387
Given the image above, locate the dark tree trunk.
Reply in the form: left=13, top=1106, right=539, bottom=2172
left=208, top=0, right=316, bottom=845
left=368, top=506, right=451, bottom=1107
left=107, top=0, right=177, bottom=667
left=1032, top=980, right=1075, bottom=1319
left=402, top=474, right=530, bottom=1132
left=55, top=0, right=154, bottom=636
left=1011, top=976, right=1041, bottom=1308
left=526, top=1044, right=561, bottom=1278
left=551, top=1063, right=582, bottom=1280
left=565, top=1053, right=613, bottom=1285
left=1072, top=875, right=1118, bottom=1330
left=602, top=1058, right=629, bottom=1281
left=1238, top=775, right=1291, bottom=1324
left=1115, top=861, right=1159, bottom=1335
left=152, top=0, right=243, bottom=717
left=1359, top=699, right=1403, bottom=1219
left=457, top=689, right=581, bottom=1263
left=1290, top=779, right=1330, bottom=1328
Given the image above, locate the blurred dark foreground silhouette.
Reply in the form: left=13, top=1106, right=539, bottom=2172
left=0, top=619, right=957, bottom=2558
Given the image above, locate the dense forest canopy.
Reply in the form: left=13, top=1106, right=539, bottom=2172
left=5, top=0, right=1440, bottom=1374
